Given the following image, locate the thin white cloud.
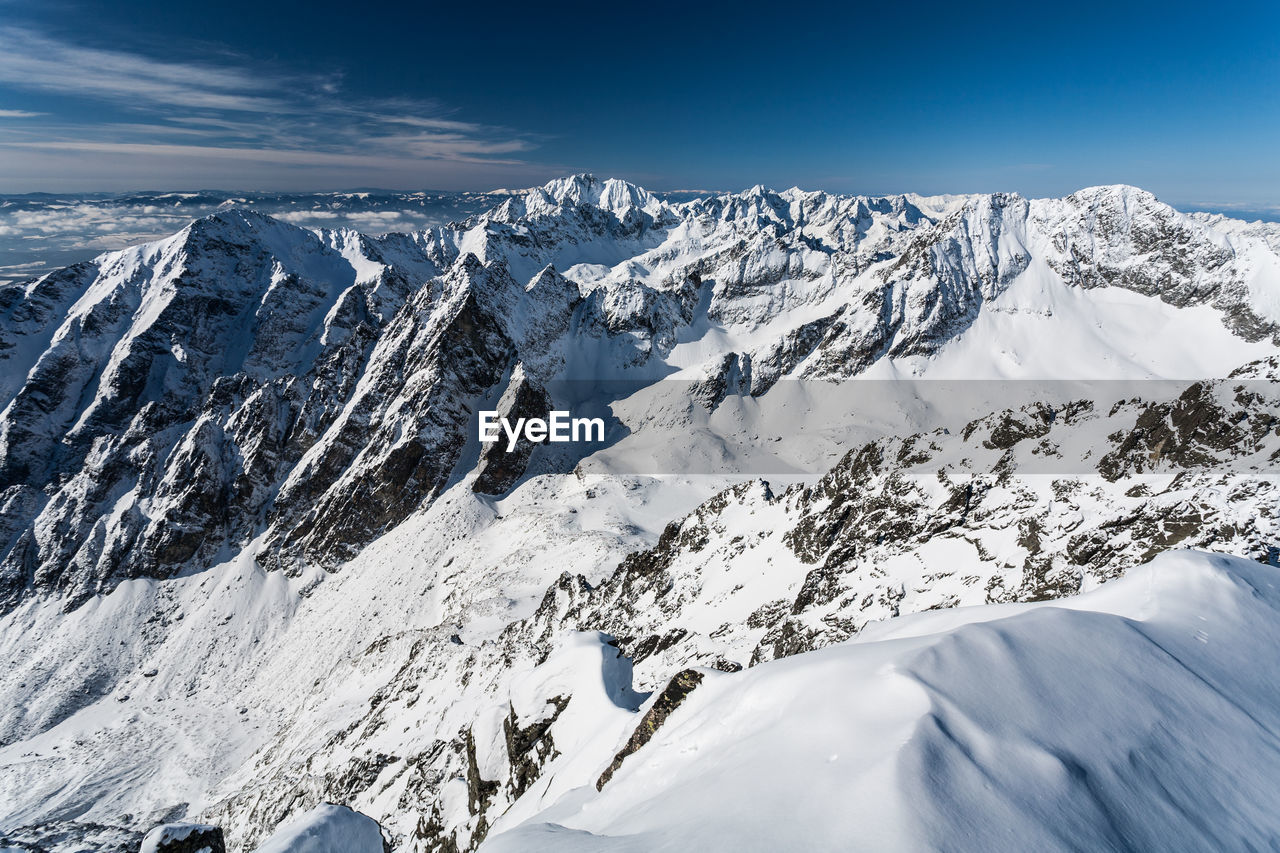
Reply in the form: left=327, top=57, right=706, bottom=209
left=0, top=109, right=43, bottom=118
left=3, top=140, right=532, bottom=168
left=273, top=210, right=341, bottom=222
left=367, top=133, right=534, bottom=159
left=0, top=24, right=545, bottom=182
left=374, top=115, right=488, bottom=133
left=0, top=27, right=285, bottom=112
left=0, top=192, right=520, bottom=285
left=1183, top=200, right=1280, bottom=216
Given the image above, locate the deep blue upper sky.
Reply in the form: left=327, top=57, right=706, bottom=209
left=0, top=0, right=1277, bottom=210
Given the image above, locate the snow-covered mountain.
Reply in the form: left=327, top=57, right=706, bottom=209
left=2, top=175, right=1280, bottom=852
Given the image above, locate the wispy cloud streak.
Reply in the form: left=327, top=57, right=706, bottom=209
left=0, top=25, right=551, bottom=188
left=0, top=27, right=285, bottom=112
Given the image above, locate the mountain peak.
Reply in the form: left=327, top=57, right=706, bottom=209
left=529, top=174, right=663, bottom=218
left=1064, top=184, right=1163, bottom=212
left=191, top=205, right=279, bottom=230
left=180, top=206, right=296, bottom=246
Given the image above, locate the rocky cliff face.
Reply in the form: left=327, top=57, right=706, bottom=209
left=554, top=377, right=1280, bottom=687
left=2, top=176, right=1280, bottom=852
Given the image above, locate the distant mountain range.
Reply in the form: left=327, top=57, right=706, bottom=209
left=0, top=188, right=715, bottom=289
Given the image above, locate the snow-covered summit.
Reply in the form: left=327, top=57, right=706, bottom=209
left=531, top=174, right=665, bottom=218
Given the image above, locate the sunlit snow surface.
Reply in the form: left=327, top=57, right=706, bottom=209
left=3, top=177, right=1280, bottom=851
left=250, top=803, right=384, bottom=853
left=484, top=551, right=1280, bottom=852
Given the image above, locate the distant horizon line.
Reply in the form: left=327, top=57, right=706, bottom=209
left=0, top=181, right=1277, bottom=222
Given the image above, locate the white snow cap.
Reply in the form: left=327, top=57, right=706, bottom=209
left=139, top=822, right=221, bottom=853
left=527, top=174, right=664, bottom=218
left=250, top=804, right=385, bottom=853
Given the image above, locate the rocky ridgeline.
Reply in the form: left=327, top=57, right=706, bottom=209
left=551, top=375, right=1280, bottom=687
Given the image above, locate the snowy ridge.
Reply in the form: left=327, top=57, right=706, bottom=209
left=2, top=176, right=1280, bottom=851
left=486, top=551, right=1280, bottom=852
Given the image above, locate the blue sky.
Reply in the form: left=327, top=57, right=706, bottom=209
left=0, top=0, right=1277, bottom=210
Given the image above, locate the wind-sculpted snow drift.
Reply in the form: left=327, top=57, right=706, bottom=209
left=486, top=551, right=1280, bottom=853
left=1, top=176, right=1280, bottom=851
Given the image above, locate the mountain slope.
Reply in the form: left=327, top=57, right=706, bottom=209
left=485, top=551, right=1280, bottom=853
left=2, top=176, right=1280, bottom=851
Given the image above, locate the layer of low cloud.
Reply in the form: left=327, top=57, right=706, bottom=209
left=0, top=190, right=510, bottom=284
